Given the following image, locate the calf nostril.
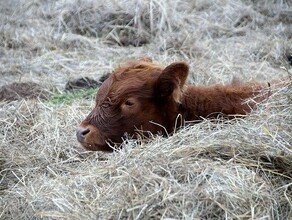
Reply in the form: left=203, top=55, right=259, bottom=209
left=81, top=128, right=90, bottom=136
left=76, top=128, right=90, bottom=142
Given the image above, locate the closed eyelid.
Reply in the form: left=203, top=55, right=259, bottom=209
left=125, top=100, right=134, bottom=106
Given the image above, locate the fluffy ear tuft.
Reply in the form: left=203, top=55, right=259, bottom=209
left=155, top=62, right=189, bottom=103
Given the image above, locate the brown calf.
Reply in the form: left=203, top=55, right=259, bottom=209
left=77, top=60, right=271, bottom=151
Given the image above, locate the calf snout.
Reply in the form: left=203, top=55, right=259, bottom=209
left=76, top=127, right=90, bottom=143
left=76, top=124, right=112, bottom=151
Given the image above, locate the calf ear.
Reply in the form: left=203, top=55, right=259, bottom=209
left=155, top=62, right=189, bottom=102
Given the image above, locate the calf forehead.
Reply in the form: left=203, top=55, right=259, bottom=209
left=112, top=74, right=157, bottom=96
left=98, top=62, right=162, bottom=100
left=113, top=60, right=163, bottom=80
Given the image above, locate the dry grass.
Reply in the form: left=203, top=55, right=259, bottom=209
left=0, top=0, right=291, bottom=219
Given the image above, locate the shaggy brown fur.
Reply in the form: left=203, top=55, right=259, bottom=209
left=77, top=60, right=270, bottom=151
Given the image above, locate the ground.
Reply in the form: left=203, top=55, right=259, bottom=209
left=0, top=0, right=291, bottom=219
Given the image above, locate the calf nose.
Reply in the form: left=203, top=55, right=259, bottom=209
left=76, top=127, right=90, bottom=142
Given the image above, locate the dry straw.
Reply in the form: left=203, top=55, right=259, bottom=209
left=0, top=0, right=291, bottom=219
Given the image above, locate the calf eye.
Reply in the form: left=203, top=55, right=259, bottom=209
left=125, top=100, right=134, bottom=106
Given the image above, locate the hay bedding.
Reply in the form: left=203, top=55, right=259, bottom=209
left=0, top=0, right=291, bottom=219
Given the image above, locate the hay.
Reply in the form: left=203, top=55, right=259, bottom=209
left=0, top=0, right=291, bottom=219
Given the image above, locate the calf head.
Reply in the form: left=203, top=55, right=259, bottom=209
left=77, top=60, right=189, bottom=151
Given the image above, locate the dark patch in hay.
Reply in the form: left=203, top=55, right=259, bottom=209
left=65, top=77, right=99, bottom=91
left=62, top=8, right=149, bottom=47
left=0, top=82, right=49, bottom=101
left=102, top=12, right=149, bottom=46
left=95, top=12, right=150, bottom=47
left=98, top=72, right=110, bottom=83
left=234, top=15, right=253, bottom=28
left=277, top=10, right=292, bottom=24
left=65, top=74, right=109, bottom=92
left=285, top=51, right=292, bottom=66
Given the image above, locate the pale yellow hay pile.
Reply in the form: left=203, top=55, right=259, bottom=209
left=0, top=0, right=291, bottom=219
